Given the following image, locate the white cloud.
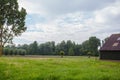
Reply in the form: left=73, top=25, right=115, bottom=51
left=94, top=1, right=120, bottom=24
left=14, top=12, right=93, bottom=44
left=14, top=0, right=120, bottom=45
left=18, top=0, right=46, bottom=15
left=18, top=0, right=115, bottom=15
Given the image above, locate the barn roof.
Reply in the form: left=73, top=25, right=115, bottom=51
left=100, top=34, right=120, bottom=51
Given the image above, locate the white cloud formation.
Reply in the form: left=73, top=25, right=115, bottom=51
left=18, top=0, right=115, bottom=15
left=94, top=1, right=120, bottom=24
left=14, top=0, right=120, bottom=45
left=18, top=0, right=46, bottom=15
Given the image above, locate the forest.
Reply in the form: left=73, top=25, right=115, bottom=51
left=3, top=36, right=101, bottom=56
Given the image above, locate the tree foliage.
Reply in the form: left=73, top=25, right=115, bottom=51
left=4, top=48, right=26, bottom=55
left=0, top=0, right=27, bottom=56
left=3, top=36, right=101, bottom=56
left=81, top=37, right=100, bottom=56
left=68, top=47, right=74, bottom=56
left=89, top=37, right=100, bottom=56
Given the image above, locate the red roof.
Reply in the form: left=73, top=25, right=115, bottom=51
left=100, top=34, right=120, bottom=51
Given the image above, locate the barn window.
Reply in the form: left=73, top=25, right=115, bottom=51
left=112, top=42, right=119, bottom=47
left=117, top=37, right=120, bottom=41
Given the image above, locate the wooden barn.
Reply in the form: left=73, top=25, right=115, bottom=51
left=100, top=34, right=120, bottom=60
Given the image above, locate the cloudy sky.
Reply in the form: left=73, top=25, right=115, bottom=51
left=14, top=0, right=120, bottom=44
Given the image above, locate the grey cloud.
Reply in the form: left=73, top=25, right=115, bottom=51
left=40, top=0, right=115, bottom=15
left=93, top=26, right=120, bottom=35
left=107, top=15, right=120, bottom=25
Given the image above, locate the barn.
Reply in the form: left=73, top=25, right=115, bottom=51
left=100, top=34, right=120, bottom=60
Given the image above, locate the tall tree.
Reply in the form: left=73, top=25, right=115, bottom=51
left=81, top=40, right=90, bottom=55
left=59, top=40, right=67, bottom=54
left=0, top=0, right=27, bottom=56
left=74, top=44, right=82, bottom=55
left=66, top=40, right=73, bottom=54
left=81, top=37, right=100, bottom=56
left=89, top=37, right=101, bottom=56
left=28, top=41, right=38, bottom=55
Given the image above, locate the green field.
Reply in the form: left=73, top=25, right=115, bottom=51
left=0, top=56, right=120, bottom=80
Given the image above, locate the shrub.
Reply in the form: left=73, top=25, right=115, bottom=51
left=60, top=51, right=65, bottom=58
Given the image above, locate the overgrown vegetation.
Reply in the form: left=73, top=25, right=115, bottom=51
left=0, top=56, right=120, bottom=80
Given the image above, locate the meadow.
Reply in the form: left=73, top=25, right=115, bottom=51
left=0, top=56, right=120, bottom=80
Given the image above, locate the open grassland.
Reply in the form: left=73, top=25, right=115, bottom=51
left=0, top=56, right=120, bottom=80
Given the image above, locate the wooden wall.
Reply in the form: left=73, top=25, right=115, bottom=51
left=100, top=51, right=120, bottom=60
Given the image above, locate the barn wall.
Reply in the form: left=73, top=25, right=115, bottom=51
left=100, top=51, right=120, bottom=60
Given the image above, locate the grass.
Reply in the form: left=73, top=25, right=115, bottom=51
left=0, top=56, right=120, bottom=80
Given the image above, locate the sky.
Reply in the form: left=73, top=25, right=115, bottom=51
left=14, top=0, right=120, bottom=45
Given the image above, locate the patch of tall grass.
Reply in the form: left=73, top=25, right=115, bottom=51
left=0, top=56, right=120, bottom=80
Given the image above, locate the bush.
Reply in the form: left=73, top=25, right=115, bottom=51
left=60, top=51, right=65, bottom=58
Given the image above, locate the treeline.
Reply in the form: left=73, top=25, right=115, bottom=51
left=4, top=36, right=101, bottom=56
left=3, top=48, right=26, bottom=55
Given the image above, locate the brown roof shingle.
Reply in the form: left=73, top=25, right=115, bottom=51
left=100, top=34, right=120, bottom=51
